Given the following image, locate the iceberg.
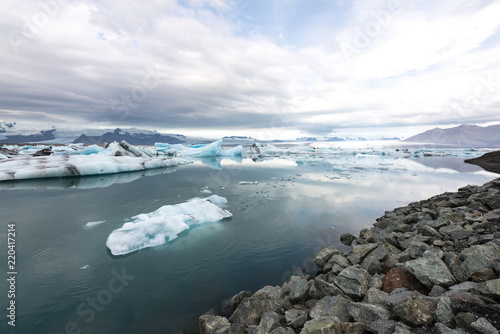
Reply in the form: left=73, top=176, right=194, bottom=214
left=0, top=155, right=187, bottom=181
left=106, top=196, right=232, bottom=255
left=178, top=139, right=243, bottom=157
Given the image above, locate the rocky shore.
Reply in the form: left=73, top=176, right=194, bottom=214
left=199, top=177, right=500, bottom=334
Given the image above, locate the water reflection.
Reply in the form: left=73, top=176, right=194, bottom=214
left=0, top=166, right=178, bottom=190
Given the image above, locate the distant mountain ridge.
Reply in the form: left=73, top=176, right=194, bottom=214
left=73, top=128, right=185, bottom=145
left=0, top=123, right=187, bottom=145
left=403, top=124, right=500, bottom=147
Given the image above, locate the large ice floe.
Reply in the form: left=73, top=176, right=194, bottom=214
left=106, top=195, right=232, bottom=255
left=0, top=139, right=244, bottom=181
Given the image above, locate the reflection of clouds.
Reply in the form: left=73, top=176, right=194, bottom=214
left=0, top=166, right=178, bottom=190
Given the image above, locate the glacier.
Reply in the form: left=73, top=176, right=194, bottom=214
left=105, top=195, right=232, bottom=255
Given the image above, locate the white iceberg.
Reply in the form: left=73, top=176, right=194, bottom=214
left=0, top=155, right=187, bottom=181
left=106, top=197, right=232, bottom=255
left=178, top=139, right=243, bottom=157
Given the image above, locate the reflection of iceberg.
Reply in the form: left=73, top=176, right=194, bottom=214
left=106, top=195, right=232, bottom=255
left=0, top=166, right=178, bottom=190
left=178, top=139, right=243, bottom=157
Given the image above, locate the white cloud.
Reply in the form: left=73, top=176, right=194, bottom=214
left=0, top=0, right=499, bottom=138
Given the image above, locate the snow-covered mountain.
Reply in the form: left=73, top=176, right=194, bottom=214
left=0, top=122, right=186, bottom=145
left=403, top=124, right=500, bottom=147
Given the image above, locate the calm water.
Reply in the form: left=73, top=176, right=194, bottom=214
left=0, top=149, right=497, bottom=334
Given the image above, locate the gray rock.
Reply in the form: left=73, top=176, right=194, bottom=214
left=314, top=247, right=342, bottom=269
left=283, top=276, right=304, bottom=294
left=391, top=291, right=436, bottom=326
left=256, top=312, right=281, bottom=334
left=300, top=316, right=342, bottom=334
left=455, top=312, right=477, bottom=332
left=348, top=302, right=392, bottom=327
left=227, top=290, right=252, bottom=311
left=393, top=322, right=413, bottom=334
left=436, top=297, right=455, bottom=328
left=475, top=278, right=500, bottom=297
left=285, top=309, right=308, bottom=329
left=309, top=295, right=352, bottom=322
left=368, top=319, right=397, bottom=334
left=346, top=253, right=361, bottom=265
left=361, top=255, right=383, bottom=275
left=230, top=286, right=284, bottom=326
left=328, top=254, right=351, bottom=268
left=199, top=315, right=231, bottom=334
left=405, top=256, right=455, bottom=288
left=311, top=277, right=344, bottom=299
left=471, top=268, right=497, bottom=283
left=385, top=290, right=413, bottom=308
left=456, top=253, right=493, bottom=281
left=290, top=279, right=309, bottom=304
left=352, top=243, right=379, bottom=260
left=229, top=323, right=247, bottom=334
left=363, top=287, right=388, bottom=305
left=340, top=233, right=356, bottom=246
left=471, top=317, right=499, bottom=334
left=451, top=229, right=473, bottom=241
left=334, top=267, right=371, bottom=298
left=269, top=327, right=295, bottom=334
left=429, top=285, right=447, bottom=297
left=435, top=323, right=464, bottom=334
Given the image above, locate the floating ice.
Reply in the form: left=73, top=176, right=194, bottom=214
left=80, top=265, right=91, bottom=270
left=178, top=139, right=243, bottom=157
left=239, top=181, right=259, bottom=185
left=84, top=220, right=107, bottom=229
left=106, top=197, right=232, bottom=255
left=205, top=194, right=228, bottom=204
left=0, top=155, right=186, bottom=181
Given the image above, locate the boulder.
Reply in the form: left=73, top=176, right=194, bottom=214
left=340, top=233, right=356, bottom=246
left=471, top=317, right=499, bottom=334
left=475, top=279, right=500, bottom=298
left=352, top=243, right=379, bottom=260
left=391, top=291, right=436, bottom=326
left=405, top=257, right=455, bottom=288
left=256, top=312, right=281, bottom=334
left=199, top=315, right=231, bottom=334
left=289, top=279, right=309, bottom=304
left=348, top=302, right=392, bottom=327
left=314, top=247, right=342, bottom=269
left=334, top=267, right=371, bottom=298
left=229, top=286, right=284, bottom=326
left=300, top=316, right=342, bottom=334
left=285, top=309, right=308, bottom=329
left=309, top=295, right=352, bottom=322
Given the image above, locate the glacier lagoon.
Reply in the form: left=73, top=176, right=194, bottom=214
left=0, top=142, right=498, bottom=334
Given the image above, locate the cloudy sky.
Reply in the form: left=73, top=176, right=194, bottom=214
left=1, top=0, right=500, bottom=139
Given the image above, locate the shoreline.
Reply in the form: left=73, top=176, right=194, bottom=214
left=199, top=177, right=500, bottom=334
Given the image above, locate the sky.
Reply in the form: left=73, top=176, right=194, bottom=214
left=1, top=0, right=500, bottom=140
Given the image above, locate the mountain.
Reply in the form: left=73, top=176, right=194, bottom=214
left=0, top=123, right=186, bottom=145
left=403, top=124, right=500, bottom=147
left=72, top=128, right=185, bottom=145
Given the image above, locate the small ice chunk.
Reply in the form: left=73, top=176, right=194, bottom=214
left=239, top=181, right=259, bottom=185
left=84, top=220, right=107, bottom=229
left=200, top=188, right=212, bottom=194
left=205, top=195, right=228, bottom=204
left=80, top=265, right=91, bottom=270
